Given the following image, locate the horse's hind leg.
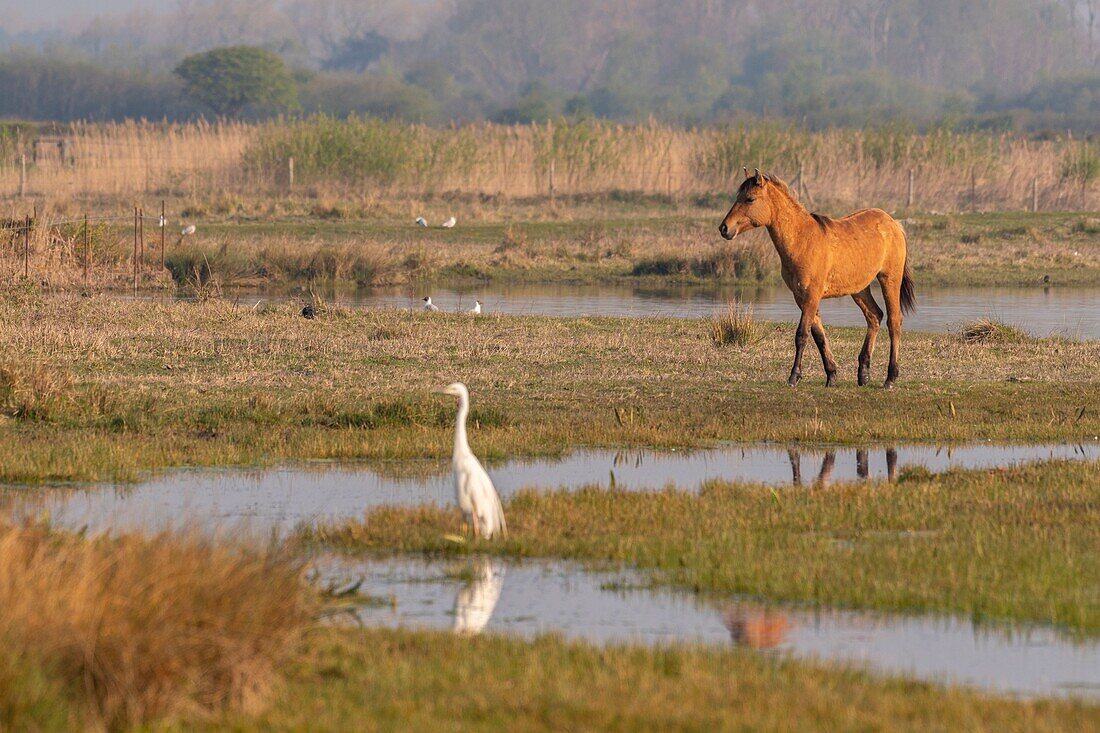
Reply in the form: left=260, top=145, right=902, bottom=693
left=878, top=274, right=904, bottom=388
left=810, top=315, right=838, bottom=387
left=851, top=287, right=884, bottom=386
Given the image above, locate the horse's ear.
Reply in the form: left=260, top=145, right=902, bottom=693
left=743, top=166, right=750, bottom=179
left=753, top=168, right=763, bottom=184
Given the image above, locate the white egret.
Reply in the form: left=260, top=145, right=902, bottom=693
left=415, top=217, right=428, bottom=227
left=452, top=558, right=504, bottom=635
left=181, top=224, right=196, bottom=236
left=422, top=296, right=439, bottom=312
left=436, top=382, right=506, bottom=539
left=441, top=216, right=457, bottom=228
left=468, top=300, right=482, bottom=315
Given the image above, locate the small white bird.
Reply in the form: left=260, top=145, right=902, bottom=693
left=441, top=217, right=457, bottom=229
left=415, top=217, right=428, bottom=227
left=181, top=224, right=196, bottom=236
left=422, top=296, right=439, bottom=312
left=436, top=382, right=506, bottom=540
left=468, top=300, right=482, bottom=315
left=452, top=558, right=504, bottom=635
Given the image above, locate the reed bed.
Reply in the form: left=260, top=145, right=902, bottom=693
left=1, top=118, right=1096, bottom=211
left=0, top=523, right=313, bottom=730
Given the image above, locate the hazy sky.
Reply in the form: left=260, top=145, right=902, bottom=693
left=0, top=0, right=159, bottom=32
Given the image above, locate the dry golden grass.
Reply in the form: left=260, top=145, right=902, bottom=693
left=0, top=523, right=313, bottom=730
left=0, top=293, right=1097, bottom=484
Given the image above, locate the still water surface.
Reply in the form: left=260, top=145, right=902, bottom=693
left=320, top=556, right=1100, bottom=701
left=4, top=442, right=1095, bottom=535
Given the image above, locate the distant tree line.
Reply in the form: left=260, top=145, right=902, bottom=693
left=0, top=0, right=1096, bottom=132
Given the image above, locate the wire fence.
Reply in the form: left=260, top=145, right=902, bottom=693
left=0, top=204, right=187, bottom=290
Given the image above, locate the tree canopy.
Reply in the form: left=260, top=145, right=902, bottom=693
left=175, top=46, right=298, bottom=118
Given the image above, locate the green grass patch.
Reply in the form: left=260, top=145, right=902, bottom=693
left=207, top=628, right=1100, bottom=732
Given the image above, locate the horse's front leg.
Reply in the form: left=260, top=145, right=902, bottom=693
left=810, top=315, right=838, bottom=387
left=788, top=297, right=820, bottom=387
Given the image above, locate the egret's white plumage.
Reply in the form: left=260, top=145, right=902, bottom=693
left=437, top=382, right=506, bottom=539
left=415, top=217, right=428, bottom=227
left=422, top=296, right=439, bottom=312
left=441, top=216, right=457, bottom=228
left=468, top=300, right=482, bottom=315
left=452, top=558, right=504, bottom=635
left=181, top=224, right=196, bottom=236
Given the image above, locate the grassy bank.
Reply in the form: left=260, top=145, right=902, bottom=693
left=10, top=209, right=1100, bottom=290
left=0, top=292, right=1097, bottom=483
left=310, top=460, right=1100, bottom=634
left=208, top=628, right=1099, bottom=732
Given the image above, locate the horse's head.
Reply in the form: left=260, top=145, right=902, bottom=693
left=719, top=168, right=775, bottom=240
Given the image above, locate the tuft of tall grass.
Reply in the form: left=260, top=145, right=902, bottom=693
left=0, top=362, right=74, bottom=421
left=710, top=301, right=764, bottom=347
left=0, top=524, right=312, bottom=730
left=960, top=318, right=1031, bottom=344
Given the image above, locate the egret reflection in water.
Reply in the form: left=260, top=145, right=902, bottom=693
left=452, top=558, right=505, bottom=635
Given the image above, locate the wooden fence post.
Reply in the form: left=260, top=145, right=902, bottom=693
left=288, top=156, right=295, bottom=190
left=83, top=213, right=89, bottom=288
left=19, top=154, right=26, bottom=198
left=139, top=207, right=145, bottom=266
left=548, top=159, right=555, bottom=205
left=22, top=215, right=29, bottom=279
left=160, top=200, right=166, bottom=269
left=1032, top=176, right=1039, bottom=213
left=133, top=206, right=139, bottom=291
left=907, top=169, right=914, bottom=208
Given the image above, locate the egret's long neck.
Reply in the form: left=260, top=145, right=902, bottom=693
left=454, top=394, right=472, bottom=457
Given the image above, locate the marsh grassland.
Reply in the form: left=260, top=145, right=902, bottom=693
left=1, top=286, right=1098, bottom=729
left=0, top=293, right=1098, bottom=483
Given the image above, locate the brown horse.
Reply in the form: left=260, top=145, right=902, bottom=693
left=719, top=169, right=915, bottom=388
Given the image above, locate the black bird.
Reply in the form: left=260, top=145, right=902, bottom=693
left=301, top=304, right=316, bottom=319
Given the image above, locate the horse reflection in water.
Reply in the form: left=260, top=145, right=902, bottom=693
left=722, top=605, right=792, bottom=649
left=787, top=447, right=898, bottom=486
left=452, top=558, right=505, bottom=635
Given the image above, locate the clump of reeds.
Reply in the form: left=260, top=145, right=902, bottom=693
left=710, top=301, right=764, bottom=347
left=0, top=361, right=74, bottom=421
left=0, top=524, right=313, bottom=730
left=960, top=318, right=1030, bottom=344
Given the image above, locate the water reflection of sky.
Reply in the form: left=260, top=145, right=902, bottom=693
left=133, top=284, right=1100, bottom=339
left=320, top=556, right=1100, bottom=701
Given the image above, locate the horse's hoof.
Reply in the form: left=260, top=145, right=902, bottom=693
left=787, top=374, right=801, bottom=387
left=857, top=368, right=870, bottom=386
left=825, top=373, right=837, bottom=387
left=883, top=380, right=895, bottom=390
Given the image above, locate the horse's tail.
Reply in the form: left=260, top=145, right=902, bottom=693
left=900, top=250, right=916, bottom=316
